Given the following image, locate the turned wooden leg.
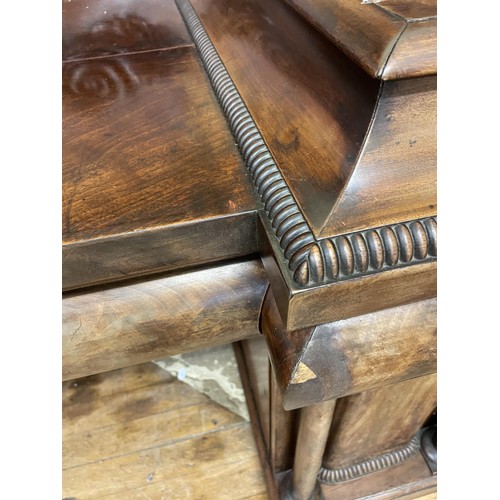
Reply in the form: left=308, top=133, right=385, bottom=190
left=281, top=399, right=337, bottom=500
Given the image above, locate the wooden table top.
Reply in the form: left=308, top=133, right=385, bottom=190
left=62, top=0, right=257, bottom=291
left=63, top=0, right=436, bottom=329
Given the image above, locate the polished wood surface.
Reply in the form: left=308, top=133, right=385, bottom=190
left=185, top=0, right=436, bottom=331
left=63, top=260, right=267, bottom=381
left=191, top=0, right=380, bottom=232
left=63, top=0, right=257, bottom=290
left=319, top=77, right=437, bottom=237
left=383, top=21, right=437, bottom=80
left=261, top=289, right=436, bottom=409
left=261, top=217, right=436, bottom=330
left=323, top=375, right=437, bottom=469
left=62, top=0, right=439, bottom=495
left=285, top=0, right=436, bottom=80
left=63, top=363, right=268, bottom=499
left=62, top=0, right=193, bottom=60
left=376, top=0, right=437, bottom=21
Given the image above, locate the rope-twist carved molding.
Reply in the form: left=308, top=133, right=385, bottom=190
left=176, top=0, right=437, bottom=289
left=318, top=434, right=421, bottom=484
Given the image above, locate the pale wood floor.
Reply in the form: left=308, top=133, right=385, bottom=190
left=62, top=362, right=268, bottom=499
left=63, top=361, right=436, bottom=500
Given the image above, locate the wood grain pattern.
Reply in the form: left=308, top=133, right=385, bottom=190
left=261, top=211, right=436, bottom=329
left=189, top=0, right=379, bottom=232
left=62, top=43, right=256, bottom=290
left=320, top=77, right=437, bottom=237
left=62, top=260, right=267, bottom=381
left=180, top=0, right=436, bottom=331
left=62, top=0, right=193, bottom=60
left=234, top=342, right=281, bottom=500
left=281, top=400, right=337, bottom=500
left=284, top=0, right=404, bottom=78
left=285, top=0, right=436, bottom=80
left=239, top=337, right=300, bottom=474
left=323, top=375, right=437, bottom=469
left=261, top=288, right=436, bottom=409
left=63, top=363, right=268, bottom=499
left=383, top=20, right=437, bottom=80
left=376, top=0, right=437, bottom=21
left=320, top=453, right=436, bottom=500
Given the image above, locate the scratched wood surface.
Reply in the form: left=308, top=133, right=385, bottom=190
left=62, top=259, right=267, bottom=381
left=62, top=0, right=257, bottom=291
left=62, top=362, right=268, bottom=499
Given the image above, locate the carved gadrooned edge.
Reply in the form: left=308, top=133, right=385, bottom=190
left=176, top=0, right=437, bottom=289
left=175, top=0, right=316, bottom=271
left=296, top=217, right=437, bottom=286
left=317, top=434, right=421, bottom=484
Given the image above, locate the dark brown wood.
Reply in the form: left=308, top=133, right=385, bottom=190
left=62, top=260, right=267, bottom=381
left=190, top=0, right=380, bottom=232
left=239, top=338, right=271, bottom=447
left=63, top=15, right=257, bottom=290
left=319, top=77, right=437, bottom=237
left=234, top=342, right=281, bottom=500
left=281, top=399, right=337, bottom=500
left=260, top=214, right=436, bottom=330
left=62, top=0, right=194, bottom=61
left=320, top=453, right=436, bottom=500
left=61, top=1, right=440, bottom=498
left=376, top=0, right=437, bottom=21
left=240, top=337, right=299, bottom=473
left=383, top=21, right=437, bottom=80
left=285, top=0, right=436, bottom=80
left=181, top=0, right=436, bottom=330
left=323, top=375, right=437, bottom=469
left=261, top=288, right=436, bottom=410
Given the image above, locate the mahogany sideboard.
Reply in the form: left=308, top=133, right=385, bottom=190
left=62, top=0, right=437, bottom=498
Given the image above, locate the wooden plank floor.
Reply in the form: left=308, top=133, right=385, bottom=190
left=63, top=361, right=436, bottom=500
left=62, top=362, right=268, bottom=499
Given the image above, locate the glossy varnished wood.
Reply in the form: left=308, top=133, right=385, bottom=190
left=63, top=33, right=257, bottom=289
left=261, top=289, right=436, bottom=409
left=183, top=0, right=436, bottom=331
left=62, top=260, right=268, bottom=381
left=260, top=214, right=436, bottom=330
left=323, top=375, right=437, bottom=469
left=285, top=0, right=436, bottom=80
left=320, top=77, right=437, bottom=237
left=376, top=0, right=437, bottom=21
left=63, top=0, right=194, bottom=61
left=190, top=0, right=380, bottom=232
left=280, top=400, right=336, bottom=500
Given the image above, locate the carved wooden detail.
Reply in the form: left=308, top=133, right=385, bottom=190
left=294, top=217, right=437, bottom=286
left=176, top=0, right=437, bottom=290
left=318, top=434, right=421, bottom=484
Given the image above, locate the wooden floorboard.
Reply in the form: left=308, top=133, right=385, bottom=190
left=63, top=361, right=436, bottom=500
left=63, top=362, right=267, bottom=499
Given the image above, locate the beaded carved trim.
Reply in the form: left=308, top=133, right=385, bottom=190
left=318, top=434, right=421, bottom=484
left=175, top=0, right=437, bottom=289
